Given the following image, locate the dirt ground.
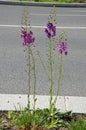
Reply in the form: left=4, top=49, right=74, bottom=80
left=0, top=111, right=86, bottom=130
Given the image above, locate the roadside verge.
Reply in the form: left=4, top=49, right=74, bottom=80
left=0, top=1, right=86, bottom=7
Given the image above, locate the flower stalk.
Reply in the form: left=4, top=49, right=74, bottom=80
left=30, top=48, right=37, bottom=110
left=45, top=6, right=57, bottom=111
left=49, top=39, right=53, bottom=112
left=21, top=7, right=36, bottom=109
left=27, top=44, right=31, bottom=104
left=53, top=55, right=63, bottom=107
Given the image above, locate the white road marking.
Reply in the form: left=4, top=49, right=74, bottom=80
left=31, top=13, right=86, bottom=17
left=0, top=24, right=86, bottom=29
left=0, top=24, right=20, bottom=28
left=0, top=94, right=86, bottom=113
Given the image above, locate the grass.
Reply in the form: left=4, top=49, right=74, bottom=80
left=19, top=0, right=71, bottom=2
left=18, top=0, right=86, bottom=3
left=0, top=111, right=86, bottom=130
left=67, top=117, right=86, bottom=130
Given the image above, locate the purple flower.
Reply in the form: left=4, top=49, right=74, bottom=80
left=47, top=23, right=53, bottom=30
left=57, top=42, right=68, bottom=55
left=27, top=31, right=35, bottom=44
left=45, top=28, right=51, bottom=39
left=52, top=25, right=56, bottom=37
left=21, top=28, right=35, bottom=46
left=45, top=22, right=56, bottom=39
left=21, top=29, right=27, bottom=38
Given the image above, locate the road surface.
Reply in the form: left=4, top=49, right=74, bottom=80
left=0, top=4, right=86, bottom=96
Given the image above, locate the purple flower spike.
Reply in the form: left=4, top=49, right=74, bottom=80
left=21, top=28, right=35, bottom=46
left=57, top=42, right=68, bottom=55
left=45, top=22, right=56, bottom=39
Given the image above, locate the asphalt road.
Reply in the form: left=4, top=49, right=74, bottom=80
left=0, top=4, right=86, bottom=96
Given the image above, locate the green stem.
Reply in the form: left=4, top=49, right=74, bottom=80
left=48, top=38, right=55, bottom=125
left=49, top=39, right=53, bottom=112
left=53, top=55, right=63, bottom=107
left=27, top=44, right=31, bottom=105
left=30, top=48, right=36, bottom=110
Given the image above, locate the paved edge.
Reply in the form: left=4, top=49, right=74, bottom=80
left=0, top=94, right=86, bottom=113
left=0, top=1, right=86, bottom=7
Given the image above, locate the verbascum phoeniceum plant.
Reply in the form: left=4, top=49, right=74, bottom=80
left=13, top=6, right=71, bottom=130
left=43, top=6, right=69, bottom=129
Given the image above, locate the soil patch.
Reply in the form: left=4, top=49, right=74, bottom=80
left=0, top=111, right=86, bottom=130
